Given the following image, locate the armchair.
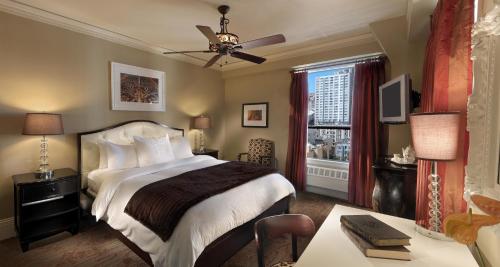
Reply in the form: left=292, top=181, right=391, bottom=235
left=237, top=138, right=276, bottom=168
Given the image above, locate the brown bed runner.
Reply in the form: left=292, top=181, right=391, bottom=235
left=124, top=161, right=278, bottom=241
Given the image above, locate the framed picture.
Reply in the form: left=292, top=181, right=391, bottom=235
left=242, top=102, right=268, bottom=128
left=111, top=62, right=166, bottom=111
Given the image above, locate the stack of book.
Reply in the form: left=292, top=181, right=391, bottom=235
left=340, top=215, right=412, bottom=261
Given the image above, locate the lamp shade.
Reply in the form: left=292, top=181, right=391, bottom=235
left=23, top=113, right=64, bottom=135
left=193, top=116, right=210, bottom=129
left=409, top=112, right=460, bottom=161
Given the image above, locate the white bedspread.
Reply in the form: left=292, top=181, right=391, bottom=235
left=91, top=155, right=296, bottom=267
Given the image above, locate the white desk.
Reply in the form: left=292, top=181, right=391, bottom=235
left=295, top=205, right=478, bottom=267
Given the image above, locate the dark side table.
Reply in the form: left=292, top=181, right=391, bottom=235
left=192, top=148, right=219, bottom=159
left=12, top=168, right=80, bottom=251
left=372, top=160, right=417, bottom=220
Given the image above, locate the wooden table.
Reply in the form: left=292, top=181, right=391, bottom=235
left=295, top=205, right=478, bottom=267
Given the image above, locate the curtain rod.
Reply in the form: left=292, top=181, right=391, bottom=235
left=292, top=52, right=386, bottom=72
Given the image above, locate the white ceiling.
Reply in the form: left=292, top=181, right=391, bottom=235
left=9, top=0, right=408, bottom=70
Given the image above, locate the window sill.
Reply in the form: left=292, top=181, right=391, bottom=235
left=307, top=158, right=349, bottom=169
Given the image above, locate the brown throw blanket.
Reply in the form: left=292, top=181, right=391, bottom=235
left=124, top=161, right=278, bottom=241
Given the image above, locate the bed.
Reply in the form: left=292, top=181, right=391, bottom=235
left=77, top=120, right=295, bottom=267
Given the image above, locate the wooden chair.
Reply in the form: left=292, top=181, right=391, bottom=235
left=237, top=138, right=276, bottom=167
left=254, top=214, right=316, bottom=267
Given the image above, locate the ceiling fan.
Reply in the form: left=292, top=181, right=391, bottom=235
left=163, top=5, right=286, bottom=68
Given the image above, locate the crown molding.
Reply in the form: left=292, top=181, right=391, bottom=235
left=0, top=0, right=376, bottom=72
left=0, top=0, right=208, bottom=67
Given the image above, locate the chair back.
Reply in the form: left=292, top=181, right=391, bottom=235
left=254, top=214, right=315, bottom=267
left=248, top=138, right=275, bottom=167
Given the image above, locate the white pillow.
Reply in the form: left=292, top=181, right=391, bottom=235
left=134, top=135, right=175, bottom=167
left=104, top=142, right=138, bottom=170
left=97, top=141, right=108, bottom=169
left=170, top=137, right=194, bottom=159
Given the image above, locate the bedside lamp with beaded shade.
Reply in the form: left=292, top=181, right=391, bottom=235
left=193, top=115, right=210, bottom=153
left=23, top=113, right=64, bottom=179
left=409, top=112, right=460, bottom=240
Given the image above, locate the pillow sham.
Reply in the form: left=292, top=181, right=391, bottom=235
left=97, top=141, right=108, bottom=169
left=134, top=135, right=175, bottom=167
left=104, top=141, right=138, bottom=170
left=170, top=136, right=194, bottom=159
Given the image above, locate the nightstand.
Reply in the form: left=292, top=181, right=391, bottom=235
left=12, top=168, right=80, bottom=252
left=192, top=148, right=219, bottom=159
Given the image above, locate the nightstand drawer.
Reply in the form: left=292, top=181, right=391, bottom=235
left=22, top=178, right=77, bottom=204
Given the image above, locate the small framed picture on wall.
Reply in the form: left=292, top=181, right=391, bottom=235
left=242, top=102, right=269, bottom=128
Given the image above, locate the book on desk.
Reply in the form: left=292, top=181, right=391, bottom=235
left=340, top=215, right=411, bottom=261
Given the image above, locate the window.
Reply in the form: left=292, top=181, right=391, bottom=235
left=307, top=65, right=354, bottom=162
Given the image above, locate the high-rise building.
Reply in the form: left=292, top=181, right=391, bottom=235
left=313, top=67, right=353, bottom=126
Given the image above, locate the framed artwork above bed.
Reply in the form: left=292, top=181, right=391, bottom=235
left=242, top=102, right=269, bottom=128
left=111, top=62, right=166, bottom=111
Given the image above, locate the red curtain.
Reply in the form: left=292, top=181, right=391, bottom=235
left=285, top=71, right=308, bottom=191
left=415, top=0, right=473, bottom=229
left=348, top=59, right=387, bottom=208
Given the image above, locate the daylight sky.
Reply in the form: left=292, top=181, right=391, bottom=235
left=307, top=70, right=335, bottom=93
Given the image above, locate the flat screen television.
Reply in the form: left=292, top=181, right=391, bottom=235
left=379, top=74, right=410, bottom=123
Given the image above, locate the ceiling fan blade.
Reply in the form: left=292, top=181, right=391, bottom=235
left=204, top=54, right=222, bottom=68
left=196, top=25, right=221, bottom=44
left=237, top=34, right=285, bottom=50
left=163, top=50, right=213, bottom=54
left=230, top=51, right=266, bottom=64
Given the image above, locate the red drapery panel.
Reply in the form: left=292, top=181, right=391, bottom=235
left=348, top=59, right=387, bottom=208
left=415, top=0, right=473, bottom=229
left=285, top=71, right=308, bottom=191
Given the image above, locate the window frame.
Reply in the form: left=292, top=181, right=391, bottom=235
left=307, top=65, right=354, bottom=164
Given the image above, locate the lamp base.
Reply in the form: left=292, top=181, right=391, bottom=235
left=35, top=169, right=54, bottom=180
left=415, top=224, right=453, bottom=241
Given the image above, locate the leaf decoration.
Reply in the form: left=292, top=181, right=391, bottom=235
left=471, top=195, right=500, bottom=217
left=444, top=209, right=500, bottom=245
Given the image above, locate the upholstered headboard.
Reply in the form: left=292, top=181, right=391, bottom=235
left=77, top=120, right=184, bottom=188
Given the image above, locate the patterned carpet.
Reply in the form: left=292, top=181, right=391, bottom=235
left=0, top=192, right=339, bottom=267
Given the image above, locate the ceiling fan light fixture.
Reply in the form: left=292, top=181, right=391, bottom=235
left=217, top=32, right=239, bottom=45
left=170, top=5, right=285, bottom=68
left=208, top=33, right=239, bottom=51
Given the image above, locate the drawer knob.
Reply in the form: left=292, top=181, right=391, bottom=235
left=51, top=186, right=56, bottom=192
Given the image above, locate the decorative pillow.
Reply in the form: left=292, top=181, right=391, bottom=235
left=170, top=136, right=194, bottom=159
left=134, top=135, right=175, bottom=167
left=104, top=141, right=138, bottom=170
left=97, top=141, right=108, bottom=169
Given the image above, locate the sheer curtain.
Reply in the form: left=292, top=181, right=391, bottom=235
left=348, top=59, right=387, bottom=208
left=415, top=0, right=473, bottom=229
left=285, top=71, right=308, bottom=191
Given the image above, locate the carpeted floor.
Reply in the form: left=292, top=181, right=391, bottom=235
left=0, top=192, right=340, bottom=267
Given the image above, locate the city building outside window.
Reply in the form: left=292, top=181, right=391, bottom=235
left=307, top=65, right=354, bottom=162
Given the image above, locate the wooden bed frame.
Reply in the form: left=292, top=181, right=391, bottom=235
left=77, top=120, right=291, bottom=266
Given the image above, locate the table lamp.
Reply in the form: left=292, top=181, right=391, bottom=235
left=193, top=115, right=210, bottom=152
left=23, top=113, right=64, bottom=179
left=410, top=112, right=460, bottom=240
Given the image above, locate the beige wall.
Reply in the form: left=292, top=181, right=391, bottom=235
left=0, top=11, right=225, bottom=220
left=224, top=70, right=290, bottom=173
left=370, top=16, right=427, bottom=154
left=223, top=42, right=383, bottom=173
left=480, top=0, right=496, bottom=16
